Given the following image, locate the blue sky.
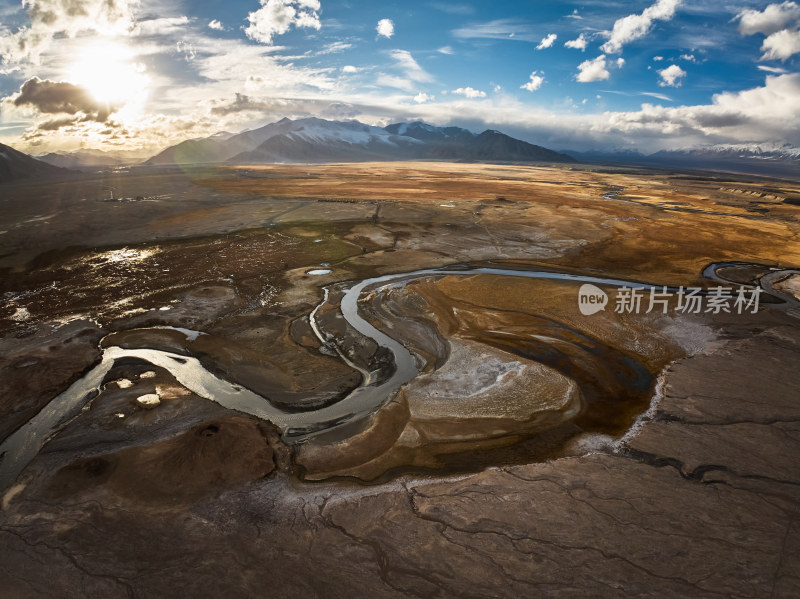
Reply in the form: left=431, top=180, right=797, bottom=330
left=0, top=0, right=799, bottom=154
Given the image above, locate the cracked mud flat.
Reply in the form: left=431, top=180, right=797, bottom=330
left=1, top=162, right=800, bottom=597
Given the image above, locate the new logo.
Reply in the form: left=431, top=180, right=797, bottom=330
left=578, top=284, right=608, bottom=315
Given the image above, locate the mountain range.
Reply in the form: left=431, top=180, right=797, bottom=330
left=0, top=143, right=71, bottom=184
left=145, top=118, right=576, bottom=165
left=565, top=143, right=800, bottom=179
left=36, top=148, right=151, bottom=170
left=3, top=117, right=799, bottom=181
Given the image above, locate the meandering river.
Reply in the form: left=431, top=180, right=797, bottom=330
left=0, top=262, right=795, bottom=490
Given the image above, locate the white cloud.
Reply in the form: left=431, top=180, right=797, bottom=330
left=245, top=0, right=321, bottom=45
left=381, top=74, right=800, bottom=153
left=376, top=18, right=394, bottom=39
left=680, top=53, right=696, bottom=62
left=612, top=74, right=800, bottom=147
left=734, top=2, right=800, bottom=61
left=653, top=55, right=664, bottom=61
left=760, top=28, right=800, bottom=60
left=758, top=64, right=789, bottom=73
left=617, top=57, right=626, bottom=68
left=208, top=19, right=224, bottom=31
left=189, top=36, right=334, bottom=97
left=736, top=2, right=800, bottom=36
left=0, top=0, right=139, bottom=68
left=658, top=64, right=686, bottom=87
left=375, top=74, right=415, bottom=91
left=341, top=65, right=358, bottom=74
left=601, top=0, right=682, bottom=54
left=413, top=92, right=433, bottom=103
left=576, top=55, right=610, bottom=82
left=176, top=40, right=196, bottom=61
left=452, top=19, right=538, bottom=42
left=452, top=86, right=487, bottom=98
left=520, top=71, right=544, bottom=91
left=133, top=16, right=190, bottom=37
left=438, top=45, right=455, bottom=55
left=641, top=91, right=672, bottom=101
left=564, top=34, right=587, bottom=51
left=566, top=9, right=582, bottom=20
left=319, top=41, right=353, bottom=54
left=536, top=33, right=557, bottom=50
left=389, top=50, right=433, bottom=82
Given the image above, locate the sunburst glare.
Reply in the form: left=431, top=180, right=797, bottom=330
left=67, top=41, right=149, bottom=120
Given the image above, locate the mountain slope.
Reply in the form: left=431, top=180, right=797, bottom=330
left=384, top=121, right=474, bottom=143
left=421, top=129, right=575, bottom=162
left=145, top=136, right=252, bottom=166
left=146, top=117, right=575, bottom=166
left=38, top=152, right=118, bottom=169
left=146, top=118, right=301, bottom=165
left=0, top=143, right=72, bottom=183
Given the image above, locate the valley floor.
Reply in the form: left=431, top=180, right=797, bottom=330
left=1, top=162, right=800, bottom=597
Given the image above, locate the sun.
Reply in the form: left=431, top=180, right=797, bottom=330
left=67, top=42, right=150, bottom=119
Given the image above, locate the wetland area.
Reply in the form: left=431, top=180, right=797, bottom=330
left=2, top=161, right=800, bottom=597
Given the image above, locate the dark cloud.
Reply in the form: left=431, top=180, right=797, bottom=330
left=692, top=111, right=749, bottom=128
left=26, top=0, right=135, bottom=30
left=10, top=77, right=118, bottom=121
left=37, top=116, right=81, bottom=130
left=210, top=93, right=276, bottom=115
left=321, top=102, right=361, bottom=119
left=210, top=94, right=363, bottom=120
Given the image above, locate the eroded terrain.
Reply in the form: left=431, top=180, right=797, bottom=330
left=1, top=162, right=800, bottom=597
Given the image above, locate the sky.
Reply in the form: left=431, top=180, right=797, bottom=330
left=0, top=0, right=799, bottom=156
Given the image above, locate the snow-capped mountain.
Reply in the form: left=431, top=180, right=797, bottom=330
left=563, top=142, right=800, bottom=178
left=146, top=118, right=575, bottom=165
left=651, top=143, right=800, bottom=162
left=228, top=118, right=424, bottom=163
left=669, top=143, right=800, bottom=160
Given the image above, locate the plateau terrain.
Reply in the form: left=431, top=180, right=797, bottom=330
left=1, top=160, right=799, bottom=596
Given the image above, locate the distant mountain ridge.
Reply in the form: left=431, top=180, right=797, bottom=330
left=146, top=117, right=575, bottom=165
left=36, top=148, right=150, bottom=169
left=0, top=143, right=72, bottom=183
left=564, top=143, right=800, bottom=178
